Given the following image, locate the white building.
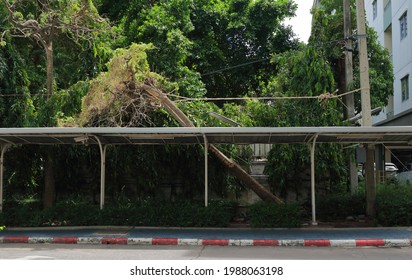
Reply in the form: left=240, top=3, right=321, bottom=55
left=365, top=0, right=412, bottom=170
left=366, top=0, right=412, bottom=126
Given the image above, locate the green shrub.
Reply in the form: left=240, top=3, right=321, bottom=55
left=1, top=197, right=43, bottom=226
left=99, top=201, right=136, bottom=226
left=41, top=197, right=100, bottom=226
left=0, top=213, right=5, bottom=229
left=376, top=185, right=412, bottom=226
left=314, top=185, right=412, bottom=226
left=316, top=192, right=365, bottom=220
left=99, top=199, right=237, bottom=227
left=249, top=202, right=302, bottom=228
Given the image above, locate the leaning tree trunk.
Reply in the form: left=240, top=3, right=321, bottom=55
left=142, top=85, right=283, bottom=204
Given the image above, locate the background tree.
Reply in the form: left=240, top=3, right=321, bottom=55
left=261, top=0, right=394, bottom=199
left=1, top=0, right=107, bottom=97
left=310, top=0, right=393, bottom=113
left=1, top=0, right=113, bottom=208
left=263, top=45, right=346, bottom=198
left=1, top=0, right=394, bottom=209
left=96, top=0, right=299, bottom=99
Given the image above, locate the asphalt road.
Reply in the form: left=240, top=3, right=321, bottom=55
left=2, top=226, right=412, bottom=240
left=1, top=244, right=412, bottom=260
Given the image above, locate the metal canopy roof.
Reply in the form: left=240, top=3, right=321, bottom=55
left=1, top=126, right=412, bottom=146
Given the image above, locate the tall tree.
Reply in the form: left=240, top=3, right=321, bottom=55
left=1, top=0, right=106, bottom=97
left=1, top=0, right=110, bottom=208
left=263, top=45, right=347, bottom=197
left=262, top=0, right=394, bottom=199
left=189, top=0, right=299, bottom=98
left=78, top=43, right=283, bottom=203
left=97, top=0, right=299, bottom=99
left=310, top=0, right=393, bottom=113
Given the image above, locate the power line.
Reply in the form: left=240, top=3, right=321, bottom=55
left=200, top=58, right=270, bottom=77
left=170, top=88, right=363, bottom=103
left=199, top=35, right=359, bottom=77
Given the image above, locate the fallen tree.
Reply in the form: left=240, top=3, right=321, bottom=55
left=77, top=43, right=283, bottom=204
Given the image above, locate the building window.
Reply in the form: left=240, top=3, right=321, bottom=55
left=401, top=75, right=409, bottom=102
left=400, top=12, right=408, bottom=40
left=373, top=0, right=377, bottom=20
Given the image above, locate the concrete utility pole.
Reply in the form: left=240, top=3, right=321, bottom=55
left=343, top=0, right=358, bottom=193
left=356, top=0, right=375, bottom=217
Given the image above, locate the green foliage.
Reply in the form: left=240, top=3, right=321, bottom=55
left=118, top=0, right=206, bottom=98
left=0, top=0, right=395, bottom=212
left=41, top=196, right=100, bottom=226
left=376, top=185, right=412, bottom=227
left=311, top=0, right=394, bottom=111
left=265, top=144, right=347, bottom=199
left=1, top=0, right=115, bottom=124
left=249, top=202, right=302, bottom=228
left=316, top=192, right=366, bottom=220
left=189, top=0, right=298, bottom=98
left=1, top=195, right=43, bottom=227
left=316, top=184, right=412, bottom=226
left=78, top=43, right=179, bottom=127
left=98, top=0, right=298, bottom=99
left=3, top=146, right=42, bottom=194
left=261, top=45, right=346, bottom=196
left=37, top=81, right=90, bottom=126
left=0, top=31, right=34, bottom=127
left=0, top=196, right=237, bottom=227
left=101, top=199, right=236, bottom=227
left=6, top=187, right=412, bottom=227
left=353, top=28, right=394, bottom=109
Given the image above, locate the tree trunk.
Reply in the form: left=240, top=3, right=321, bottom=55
left=45, top=41, right=54, bottom=97
left=343, top=0, right=358, bottom=193
left=43, top=150, right=56, bottom=209
left=43, top=41, right=56, bottom=208
left=142, top=85, right=283, bottom=204
left=208, top=145, right=283, bottom=203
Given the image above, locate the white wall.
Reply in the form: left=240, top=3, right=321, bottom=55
left=392, top=1, right=411, bottom=115
left=367, top=0, right=412, bottom=123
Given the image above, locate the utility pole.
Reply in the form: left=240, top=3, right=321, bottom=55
left=356, top=0, right=375, bottom=217
left=343, top=0, right=358, bottom=193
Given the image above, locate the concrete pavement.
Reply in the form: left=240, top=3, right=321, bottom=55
left=1, top=226, right=412, bottom=247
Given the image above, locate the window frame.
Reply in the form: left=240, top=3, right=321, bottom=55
left=373, top=0, right=377, bottom=20
left=401, top=75, right=409, bottom=102
left=400, top=11, right=408, bottom=40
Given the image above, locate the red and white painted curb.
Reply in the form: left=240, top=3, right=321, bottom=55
left=1, top=236, right=412, bottom=247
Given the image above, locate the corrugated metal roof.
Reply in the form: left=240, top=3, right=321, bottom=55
left=1, top=126, right=412, bottom=146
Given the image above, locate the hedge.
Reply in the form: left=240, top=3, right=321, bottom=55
left=248, top=202, right=302, bottom=228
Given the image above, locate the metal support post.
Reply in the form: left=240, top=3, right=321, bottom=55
left=203, top=134, right=209, bottom=207
left=94, top=137, right=107, bottom=210
left=310, top=135, right=318, bottom=226
left=0, top=144, right=9, bottom=213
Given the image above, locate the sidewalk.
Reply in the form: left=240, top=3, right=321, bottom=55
left=1, top=226, right=412, bottom=247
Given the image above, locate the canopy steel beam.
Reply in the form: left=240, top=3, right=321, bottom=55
left=0, top=144, right=9, bottom=213
left=203, top=134, right=209, bottom=207
left=310, top=135, right=319, bottom=226
left=93, top=136, right=107, bottom=210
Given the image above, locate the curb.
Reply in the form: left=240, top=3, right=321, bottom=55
left=1, top=236, right=412, bottom=247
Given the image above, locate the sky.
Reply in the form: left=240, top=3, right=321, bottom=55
left=284, top=0, right=314, bottom=43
